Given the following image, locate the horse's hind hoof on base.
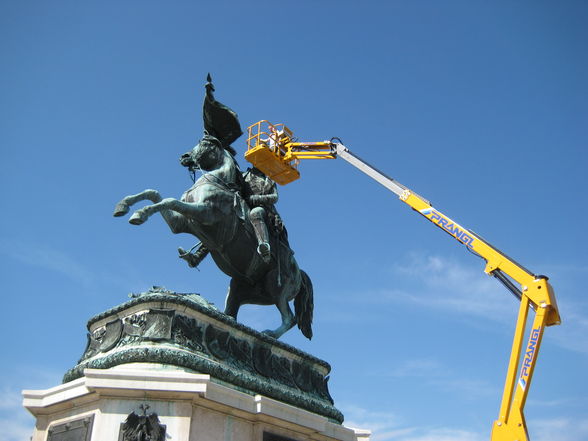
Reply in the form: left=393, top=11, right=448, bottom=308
left=262, top=329, right=278, bottom=339
left=113, top=202, right=129, bottom=217
left=129, top=211, right=147, bottom=225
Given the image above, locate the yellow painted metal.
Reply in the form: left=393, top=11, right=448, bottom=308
left=492, top=306, right=547, bottom=441
left=498, top=295, right=530, bottom=424
left=401, top=191, right=560, bottom=325
left=244, top=145, right=301, bottom=185
left=245, top=120, right=300, bottom=184
left=400, top=190, right=560, bottom=441
left=244, top=121, right=335, bottom=184
left=243, top=123, right=561, bottom=441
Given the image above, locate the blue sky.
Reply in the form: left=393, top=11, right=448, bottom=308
left=1, top=1, right=587, bottom=440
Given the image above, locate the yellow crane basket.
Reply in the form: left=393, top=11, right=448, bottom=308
left=244, top=121, right=300, bottom=185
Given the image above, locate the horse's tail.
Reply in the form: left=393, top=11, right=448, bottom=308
left=294, top=270, right=314, bottom=340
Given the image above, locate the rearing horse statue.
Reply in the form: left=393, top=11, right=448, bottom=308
left=113, top=135, right=314, bottom=339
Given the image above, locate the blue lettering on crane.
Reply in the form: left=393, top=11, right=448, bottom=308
left=518, top=327, right=541, bottom=391
left=420, top=208, right=475, bottom=248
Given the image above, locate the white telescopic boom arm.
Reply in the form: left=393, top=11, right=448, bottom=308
left=334, top=144, right=411, bottom=198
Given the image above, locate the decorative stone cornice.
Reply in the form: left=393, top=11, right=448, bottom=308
left=62, top=289, right=343, bottom=423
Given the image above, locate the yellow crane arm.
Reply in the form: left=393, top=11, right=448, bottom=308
left=243, top=121, right=561, bottom=441
left=336, top=144, right=561, bottom=441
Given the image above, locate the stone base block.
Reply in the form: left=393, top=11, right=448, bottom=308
left=23, top=364, right=370, bottom=441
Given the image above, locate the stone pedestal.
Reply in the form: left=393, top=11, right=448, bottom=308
left=23, top=289, right=369, bottom=441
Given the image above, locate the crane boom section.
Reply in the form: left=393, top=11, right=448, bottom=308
left=334, top=143, right=559, bottom=322
left=342, top=151, right=555, bottom=301
left=243, top=121, right=561, bottom=441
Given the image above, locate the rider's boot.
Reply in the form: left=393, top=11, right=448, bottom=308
left=250, top=207, right=271, bottom=263
left=178, top=244, right=210, bottom=268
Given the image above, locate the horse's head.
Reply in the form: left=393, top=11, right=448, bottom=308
left=180, top=134, right=225, bottom=172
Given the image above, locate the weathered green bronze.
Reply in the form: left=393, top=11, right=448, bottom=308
left=114, top=76, right=313, bottom=340
left=202, top=73, right=242, bottom=156
left=62, top=288, right=341, bottom=423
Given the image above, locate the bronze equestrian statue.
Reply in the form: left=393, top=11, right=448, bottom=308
left=113, top=76, right=313, bottom=339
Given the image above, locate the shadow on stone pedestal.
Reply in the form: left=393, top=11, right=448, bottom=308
left=23, top=288, right=370, bottom=441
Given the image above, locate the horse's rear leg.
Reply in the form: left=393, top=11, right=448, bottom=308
left=264, top=297, right=296, bottom=339
left=113, top=189, right=162, bottom=217
left=224, top=282, right=243, bottom=319
left=224, top=278, right=261, bottom=319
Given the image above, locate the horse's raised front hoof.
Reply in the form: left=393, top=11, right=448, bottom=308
left=129, top=211, right=147, bottom=225
left=113, top=202, right=129, bottom=217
